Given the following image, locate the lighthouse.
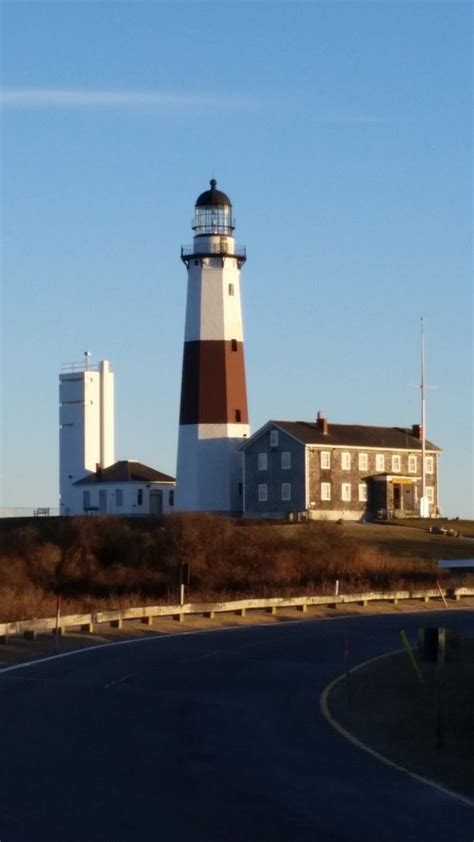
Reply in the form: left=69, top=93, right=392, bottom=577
left=175, top=180, right=249, bottom=512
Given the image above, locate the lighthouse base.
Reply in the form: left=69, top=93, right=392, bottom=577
left=175, top=423, right=249, bottom=513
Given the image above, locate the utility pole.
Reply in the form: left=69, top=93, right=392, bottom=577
left=412, top=318, right=437, bottom=518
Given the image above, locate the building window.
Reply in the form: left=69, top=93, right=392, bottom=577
left=358, top=483, right=367, bottom=502
left=228, top=283, right=234, bottom=296
left=408, top=455, right=417, bottom=473
left=231, top=339, right=238, bottom=352
left=426, top=486, right=434, bottom=503
left=235, top=409, right=241, bottom=422
left=281, top=483, right=292, bottom=501
left=169, top=489, right=174, bottom=506
left=320, top=451, right=331, bottom=469
left=115, top=489, right=123, bottom=507
left=82, top=490, right=91, bottom=510
left=281, top=451, right=291, bottom=470
left=258, top=483, right=268, bottom=502
left=341, top=483, right=351, bottom=502
left=341, top=452, right=351, bottom=470
left=258, top=453, right=268, bottom=471
left=321, top=482, right=331, bottom=501
left=270, top=430, right=278, bottom=448
left=375, top=454, right=385, bottom=472
left=425, top=456, right=434, bottom=474
left=358, top=453, right=368, bottom=471
left=137, top=489, right=143, bottom=506
left=392, top=455, right=401, bottom=473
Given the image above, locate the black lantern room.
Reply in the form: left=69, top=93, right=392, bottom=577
left=192, top=179, right=235, bottom=237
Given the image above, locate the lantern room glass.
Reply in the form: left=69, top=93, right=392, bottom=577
left=193, top=205, right=234, bottom=237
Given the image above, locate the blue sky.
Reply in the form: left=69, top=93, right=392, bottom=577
left=1, top=1, right=472, bottom=516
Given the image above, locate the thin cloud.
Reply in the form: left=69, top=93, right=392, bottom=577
left=0, top=88, right=254, bottom=110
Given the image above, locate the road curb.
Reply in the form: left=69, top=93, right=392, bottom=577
left=320, top=649, right=474, bottom=810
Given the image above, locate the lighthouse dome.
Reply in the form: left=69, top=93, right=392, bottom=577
left=195, top=179, right=232, bottom=208
left=193, top=179, right=234, bottom=236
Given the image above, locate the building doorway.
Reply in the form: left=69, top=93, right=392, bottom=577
left=149, top=490, right=163, bottom=515
left=99, top=489, right=107, bottom=513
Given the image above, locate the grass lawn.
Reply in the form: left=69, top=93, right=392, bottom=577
left=327, top=636, right=474, bottom=798
left=315, top=520, right=474, bottom=562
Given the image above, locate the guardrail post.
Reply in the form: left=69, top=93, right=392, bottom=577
left=237, top=608, right=246, bottom=617
left=0, top=633, right=8, bottom=645
left=24, top=630, right=37, bottom=641
left=173, top=613, right=184, bottom=623
left=297, top=604, right=307, bottom=613
left=204, top=611, right=215, bottom=619
left=111, top=619, right=122, bottom=629
left=266, top=606, right=277, bottom=615
left=360, top=599, right=368, bottom=607
left=141, top=617, right=153, bottom=626
left=80, top=622, right=93, bottom=633
left=424, top=595, right=430, bottom=603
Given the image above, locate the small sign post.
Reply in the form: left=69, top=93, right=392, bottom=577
left=54, top=595, right=62, bottom=653
left=178, top=563, right=191, bottom=607
left=344, top=635, right=351, bottom=710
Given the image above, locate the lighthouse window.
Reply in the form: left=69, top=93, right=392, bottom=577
left=228, top=283, right=234, bottom=296
left=231, top=339, right=238, bottom=352
left=235, top=409, right=241, bottom=422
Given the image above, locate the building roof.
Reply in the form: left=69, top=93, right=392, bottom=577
left=195, top=179, right=231, bottom=208
left=74, top=460, right=175, bottom=486
left=243, top=420, right=441, bottom=451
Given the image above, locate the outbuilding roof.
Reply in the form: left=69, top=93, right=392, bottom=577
left=242, top=420, right=441, bottom=451
left=74, top=460, right=175, bottom=486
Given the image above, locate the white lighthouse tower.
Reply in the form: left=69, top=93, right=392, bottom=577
left=59, top=357, right=115, bottom=514
left=175, top=180, right=250, bottom=512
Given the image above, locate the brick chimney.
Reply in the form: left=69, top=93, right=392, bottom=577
left=411, top=424, right=423, bottom=440
left=95, top=462, right=102, bottom=478
left=316, top=410, right=329, bottom=435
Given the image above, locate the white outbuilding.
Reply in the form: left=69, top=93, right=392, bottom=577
left=74, top=460, right=175, bottom=516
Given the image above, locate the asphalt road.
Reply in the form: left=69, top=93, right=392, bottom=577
left=1, top=609, right=473, bottom=842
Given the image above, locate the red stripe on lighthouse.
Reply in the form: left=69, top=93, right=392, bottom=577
left=179, top=340, right=249, bottom=425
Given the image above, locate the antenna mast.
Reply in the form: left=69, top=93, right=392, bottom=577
left=420, top=317, right=427, bottom=517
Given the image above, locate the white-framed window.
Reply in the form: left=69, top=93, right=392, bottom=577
left=425, top=456, right=434, bottom=474
left=115, top=489, right=123, bottom=507
left=392, top=455, right=401, bottom=473
left=426, top=486, right=434, bottom=503
left=408, top=454, right=417, bottom=473
left=169, top=489, right=175, bottom=506
left=341, top=483, right=351, bottom=502
left=281, top=451, right=291, bottom=470
left=358, top=483, right=367, bottom=502
left=258, top=483, right=268, bottom=502
left=358, top=452, right=368, bottom=471
left=281, top=483, right=292, bottom=501
left=341, top=452, right=351, bottom=470
left=375, top=454, right=385, bottom=472
left=321, top=482, right=331, bottom=501
left=270, top=429, right=279, bottom=448
left=258, top=453, right=268, bottom=471
left=320, top=451, right=331, bottom=469
left=137, top=489, right=143, bottom=505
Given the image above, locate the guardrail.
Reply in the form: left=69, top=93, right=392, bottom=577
left=1, top=587, right=474, bottom=643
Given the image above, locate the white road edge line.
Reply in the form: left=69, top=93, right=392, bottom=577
left=320, top=648, right=474, bottom=810
left=0, top=606, right=470, bottom=678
